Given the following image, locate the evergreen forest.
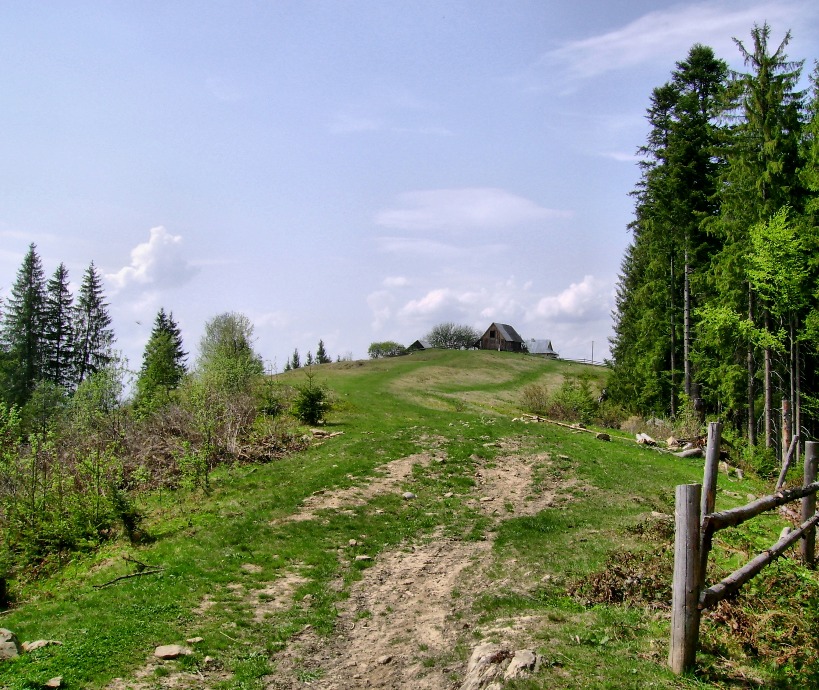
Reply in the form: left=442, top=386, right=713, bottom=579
left=609, top=23, right=819, bottom=472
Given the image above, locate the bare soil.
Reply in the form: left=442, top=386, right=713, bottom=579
left=108, top=439, right=569, bottom=689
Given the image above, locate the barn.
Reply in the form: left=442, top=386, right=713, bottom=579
left=478, top=323, right=525, bottom=352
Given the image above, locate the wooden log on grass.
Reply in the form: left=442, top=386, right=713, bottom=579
left=670, top=483, right=701, bottom=675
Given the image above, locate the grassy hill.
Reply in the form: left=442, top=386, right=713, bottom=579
left=1, top=350, right=814, bottom=689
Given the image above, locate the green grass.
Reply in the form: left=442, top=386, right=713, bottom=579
left=0, top=350, right=811, bottom=689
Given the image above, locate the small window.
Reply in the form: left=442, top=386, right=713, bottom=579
left=490, top=330, right=496, bottom=338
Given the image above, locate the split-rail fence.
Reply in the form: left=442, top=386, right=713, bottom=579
left=669, top=422, right=819, bottom=674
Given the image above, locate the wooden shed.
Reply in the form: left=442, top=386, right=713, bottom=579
left=527, top=338, right=558, bottom=358
left=408, top=339, right=433, bottom=352
left=478, top=323, right=525, bottom=352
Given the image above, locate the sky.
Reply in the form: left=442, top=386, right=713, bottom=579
left=1, top=1, right=818, bottom=374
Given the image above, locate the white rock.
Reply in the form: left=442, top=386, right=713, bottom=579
left=504, top=649, right=538, bottom=679
left=154, top=644, right=193, bottom=659
left=22, top=639, right=62, bottom=652
left=0, top=628, right=21, bottom=660
left=402, top=492, right=417, bottom=500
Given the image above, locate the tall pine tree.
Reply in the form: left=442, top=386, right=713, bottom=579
left=704, top=22, right=804, bottom=446
left=42, top=263, right=75, bottom=390
left=73, top=262, right=114, bottom=385
left=0, top=244, right=47, bottom=405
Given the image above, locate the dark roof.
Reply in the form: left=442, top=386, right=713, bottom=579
left=493, top=323, right=524, bottom=343
left=409, top=339, right=433, bottom=350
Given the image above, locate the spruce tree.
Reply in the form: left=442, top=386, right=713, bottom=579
left=0, top=244, right=47, bottom=405
left=316, top=339, right=331, bottom=364
left=73, top=262, right=115, bottom=385
left=135, top=308, right=187, bottom=407
left=706, top=23, right=804, bottom=445
left=42, top=263, right=75, bottom=390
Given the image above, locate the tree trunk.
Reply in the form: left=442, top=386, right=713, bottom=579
left=670, top=255, right=677, bottom=417
left=747, top=288, right=756, bottom=446
left=684, top=251, right=692, bottom=399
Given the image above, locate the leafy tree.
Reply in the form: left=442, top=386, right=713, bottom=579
left=316, top=339, right=331, bottom=364
left=0, top=244, right=47, bottom=405
left=368, top=341, right=406, bottom=358
left=290, top=348, right=301, bottom=370
left=73, top=262, right=115, bottom=386
left=42, top=263, right=75, bottom=390
left=425, top=322, right=479, bottom=350
left=135, top=308, right=187, bottom=409
left=196, top=312, right=263, bottom=393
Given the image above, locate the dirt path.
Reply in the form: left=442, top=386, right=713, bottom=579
left=107, top=439, right=564, bottom=689
left=267, top=440, right=564, bottom=689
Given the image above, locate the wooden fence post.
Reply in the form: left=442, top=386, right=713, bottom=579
left=701, top=422, right=722, bottom=519
left=802, top=442, right=818, bottom=567
left=670, top=483, right=702, bottom=674
left=699, top=422, right=722, bottom=585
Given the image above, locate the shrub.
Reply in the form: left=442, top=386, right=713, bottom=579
left=548, top=378, right=599, bottom=425
left=521, top=384, right=550, bottom=415
left=292, top=370, right=330, bottom=425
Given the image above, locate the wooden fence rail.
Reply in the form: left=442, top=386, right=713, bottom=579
left=669, top=424, right=818, bottom=674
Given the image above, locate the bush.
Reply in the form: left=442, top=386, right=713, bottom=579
left=292, top=370, right=330, bottom=425
left=521, top=378, right=600, bottom=425
left=521, top=384, right=550, bottom=415
left=549, top=378, right=598, bottom=425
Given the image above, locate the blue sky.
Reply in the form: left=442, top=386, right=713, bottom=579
left=1, top=1, right=818, bottom=373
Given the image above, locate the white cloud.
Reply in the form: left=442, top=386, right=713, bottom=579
left=530, top=275, right=613, bottom=322
left=543, top=1, right=810, bottom=80
left=383, top=276, right=409, bottom=288
left=367, top=290, right=395, bottom=330
left=107, top=226, right=199, bottom=292
left=398, top=288, right=455, bottom=318
left=375, top=188, right=570, bottom=233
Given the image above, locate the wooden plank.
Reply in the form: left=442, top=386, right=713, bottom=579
left=670, top=484, right=701, bottom=674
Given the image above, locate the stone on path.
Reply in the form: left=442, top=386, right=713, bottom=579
left=154, top=644, right=193, bottom=659
left=0, top=629, right=21, bottom=660
left=504, top=649, right=538, bottom=679
left=22, top=639, right=62, bottom=652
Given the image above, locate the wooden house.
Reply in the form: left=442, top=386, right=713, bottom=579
left=478, top=323, right=525, bottom=352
